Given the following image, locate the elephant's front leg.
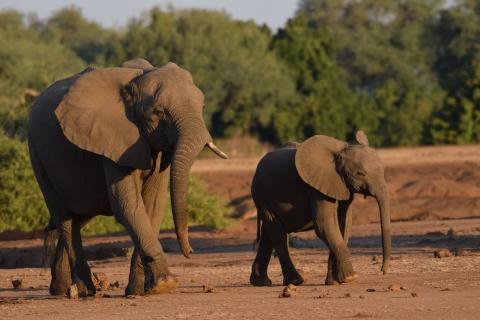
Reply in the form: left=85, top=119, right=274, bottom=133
left=103, top=158, right=177, bottom=296
left=125, top=152, right=171, bottom=296
left=326, top=195, right=354, bottom=285
left=310, top=189, right=358, bottom=284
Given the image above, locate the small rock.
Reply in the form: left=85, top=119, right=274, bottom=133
left=372, top=255, right=381, bottom=263
left=91, top=272, right=108, bottom=286
left=191, top=279, right=195, bottom=283
left=318, top=294, right=330, bottom=299
left=110, top=281, right=120, bottom=289
left=12, top=280, right=24, bottom=290
left=98, top=280, right=110, bottom=291
left=400, top=286, right=407, bottom=291
left=344, top=292, right=352, bottom=298
left=455, top=249, right=469, bottom=257
left=203, top=284, right=214, bottom=293
left=359, top=295, right=365, bottom=299
left=366, top=288, right=376, bottom=292
left=68, top=284, right=78, bottom=299
left=279, top=284, right=299, bottom=298
left=434, top=249, right=452, bottom=258
left=388, top=284, right=400, bottom=292
left=411, top=292, right=420, bottom=298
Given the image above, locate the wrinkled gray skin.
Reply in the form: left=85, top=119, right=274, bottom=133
left=250, top=132, right=390, bottom=286
left=28, top=59, right=227, bottom=296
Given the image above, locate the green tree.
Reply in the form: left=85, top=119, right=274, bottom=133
left=271, top=13, right=355, bottom=142
left=297, top=0, right=445, bottom=146
left=0, top=10, right=85, bottom=138
left=39, top=7, right=122, bottom=66
left=117, top=8, right=295, bottom=141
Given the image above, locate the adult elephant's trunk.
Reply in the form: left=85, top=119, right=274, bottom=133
left=169, top=119, right=226, bottom=258
left=372, top=180, right=391, bottom=274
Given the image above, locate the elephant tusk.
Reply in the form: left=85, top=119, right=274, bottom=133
left=206, top=141, right=228, bottom=159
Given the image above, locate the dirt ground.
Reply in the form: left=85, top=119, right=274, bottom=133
left=2, top=144, right=480, bottom=319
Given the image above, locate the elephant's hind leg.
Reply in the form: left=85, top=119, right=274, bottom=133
left=48, top=218, right=93, bottom=295
left=250, top=224, right=273, bottom=286
left=264, top=225, right=305, bottom=286
left=29, top=140, right=95, bottom=296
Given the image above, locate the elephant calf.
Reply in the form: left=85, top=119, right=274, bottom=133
left=250, top=132, right=390, bottom=286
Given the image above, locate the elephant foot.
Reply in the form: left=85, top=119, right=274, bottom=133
left=67, top=284, right=94, bottom=299
left=283, top=272, right=305, bottom=286
left=250, top=274, right=272, bottom=287
left=324, top=276, right=340, bottom=286
left=49, top=278, right=70, bottom=295
left=125, top=282, right=146, bottom=296
left=336, top=271, right=359, bottom=284
left=145, top=276, right=179, bottom=295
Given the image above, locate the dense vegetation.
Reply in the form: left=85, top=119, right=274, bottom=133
left=1, top=0, right=480, bottom=232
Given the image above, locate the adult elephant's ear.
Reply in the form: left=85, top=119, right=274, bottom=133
left=55, top=67, right=152, bottom=170
left=295, top=135, right=350, bottom=200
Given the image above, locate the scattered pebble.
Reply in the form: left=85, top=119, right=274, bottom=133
left=366, top=288, right=376, bottom=292
left=388, top=284, right=400, bottom=292
left=191, top=279, right=195, bottom=283
left=344, top=292, right=352, bottom=298
left=372, top=255, right=381, bottom=263
left=359, top=295, right=365, bottom=299
left=411, top=292, right=420, bottom=298
left=12, top=279, right=24, bottom=290
left=91, top=272, right=108, bottom=285
left=203, top=284, right=215, bottom=293
left=0, top=298, right=24, bottom=305
left=400, top=286, right=408, bottom=291
left=318, top=294, right=330, bottom=299
left=279, top=284, right=299, bottom=298
left=434, top=249, right=452, bottom=258
left=455, top=249, right=469, bottom=257
left=110, top=281, right=120, bottom=289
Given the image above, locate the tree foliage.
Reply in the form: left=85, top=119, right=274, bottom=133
left=2, top=2, right=480, bottom=233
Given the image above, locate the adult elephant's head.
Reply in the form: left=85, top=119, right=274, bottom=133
left=55, top=58, right=227, bottom=258
left=295, top=131, right=391, bottom=274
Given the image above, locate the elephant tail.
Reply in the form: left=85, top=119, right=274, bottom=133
left=43, top=218, right=58, bottom=271
left=252, top=213, right=262, bottom=252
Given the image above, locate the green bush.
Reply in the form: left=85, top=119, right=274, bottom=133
left=0, top=133, right=228, bottom=235
left=0, top=133, right=49, bottom=232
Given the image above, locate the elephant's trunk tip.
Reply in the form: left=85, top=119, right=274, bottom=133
left=207, top=141, right=228, bottom=159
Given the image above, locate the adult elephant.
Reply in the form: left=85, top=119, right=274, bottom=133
left=28, top=58, right=227, bottom=297
left=250, top=132, right=390, bottom=286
